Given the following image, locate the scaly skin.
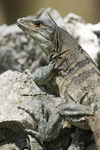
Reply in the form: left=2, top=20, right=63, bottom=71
left=17, top=13, right=100, bottom=149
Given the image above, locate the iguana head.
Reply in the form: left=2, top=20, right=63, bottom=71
left=17, top=13, right=77, bottom=61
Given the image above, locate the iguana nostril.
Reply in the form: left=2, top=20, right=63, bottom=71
left=17, top=18, right=23, bottom=23
left=20, top=19, right=23, bottom=22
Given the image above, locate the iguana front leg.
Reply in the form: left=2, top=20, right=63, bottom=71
left=25, top=60, right=56, bottom=85
left=18, top=103, right=93, bottom=142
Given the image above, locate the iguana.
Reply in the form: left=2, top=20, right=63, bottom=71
left=17, top=13, right=100, bottom=149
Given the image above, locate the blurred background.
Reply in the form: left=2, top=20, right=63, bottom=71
left=0, top=0, right=100, bottom=25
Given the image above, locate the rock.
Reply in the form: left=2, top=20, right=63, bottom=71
left=36, top=7, right=66, bottom=30
left=0, top=70, right=62, bottom=149
left=64, top=13, right=100, bottom=65
left=0, top=23, right=48, bottom=74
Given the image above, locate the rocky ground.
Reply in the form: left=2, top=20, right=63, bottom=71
left=0, top=8, right=100, bottom=150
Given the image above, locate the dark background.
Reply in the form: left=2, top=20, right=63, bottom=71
left=0, top=0, right=100, bottom=25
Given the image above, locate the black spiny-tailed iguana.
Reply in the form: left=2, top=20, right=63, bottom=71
left=17, top=13, right=100, bottom=149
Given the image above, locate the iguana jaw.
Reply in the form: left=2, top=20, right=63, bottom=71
left=17, top=18, right=57, bottom=58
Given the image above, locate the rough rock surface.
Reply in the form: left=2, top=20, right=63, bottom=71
left=64, top=13, right=100, bottom=65
left=0, top=70, right=63, bottom=150
left=0, top=7, right=100, bottom=150
left=0, top=23, right=48, bottom=74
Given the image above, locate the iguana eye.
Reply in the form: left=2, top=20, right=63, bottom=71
left=33, top=21, right=44, bottom=27
left=32, top=23, right=43, bottom=27
left=35, top=22, right=41, bottom=26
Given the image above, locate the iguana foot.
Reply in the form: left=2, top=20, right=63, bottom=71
left=18, top=102, right=49, bottom=141
left=18, top=101, right=65, bottom=142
